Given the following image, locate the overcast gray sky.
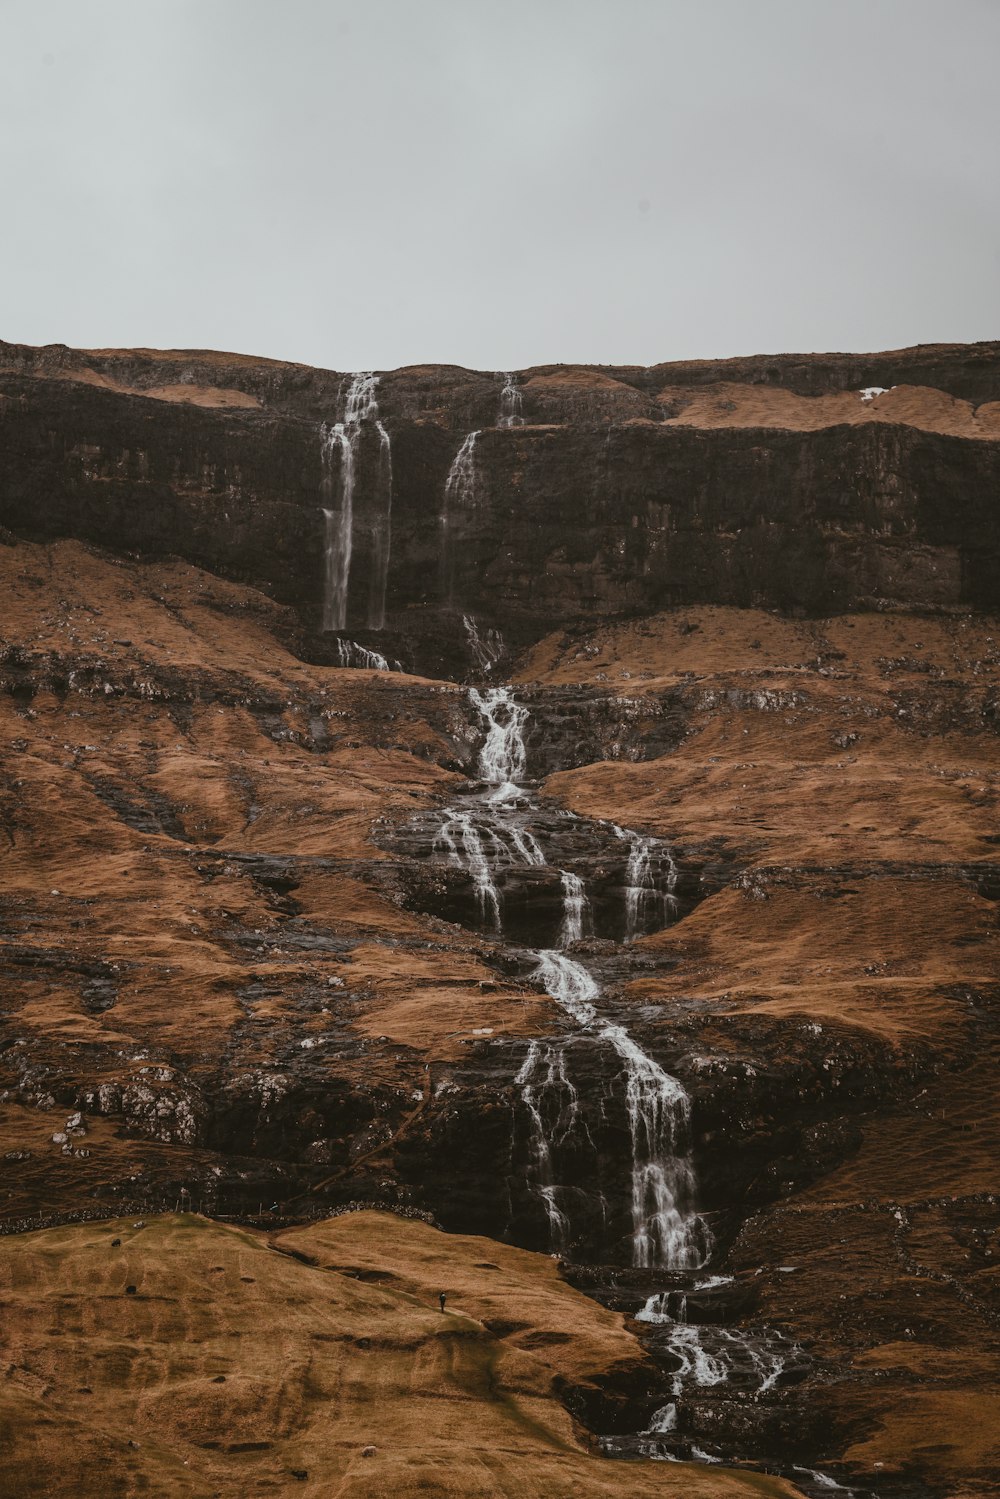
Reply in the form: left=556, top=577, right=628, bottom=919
left=1, top=0, right=998, bottom=371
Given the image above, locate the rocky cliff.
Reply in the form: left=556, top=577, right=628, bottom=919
left=0, top=341, right=998, bottom=1499
left=2, top=339, right=999, bottom=676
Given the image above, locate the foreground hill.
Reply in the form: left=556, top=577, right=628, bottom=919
left=1, top=1210, right=800, bottom=1498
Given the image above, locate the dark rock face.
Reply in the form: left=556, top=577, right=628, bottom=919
left=2, top=341, right=999, bottom=678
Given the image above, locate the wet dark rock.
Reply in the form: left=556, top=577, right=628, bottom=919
left=3, top=349, right=999, bottom=677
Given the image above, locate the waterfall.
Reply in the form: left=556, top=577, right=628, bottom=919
left=498, top=372, right=525, bottom=427
left=320, top=373, right=393, bottom=632
left=469, top=686, right=530, bottom=804
left=440, top=431, right=480, bottom=600
left=433, top=811, right=503, bottom=931
left=444, top=431, right=480, bottom=508
left=462, top=614, right=504, bottom=675
left=636, top=1290, right=688, bottom=1324
left=649, top=1323, right=789, bottom=1400
left=368, top=419, right=393, bottom=629
left=614, top=826, right=679, bottom=939
left=509, top=826, right=546, bottom=866
left=558, top=871, right=592, bottom=946
left=515, top=1039, right=579, bottom=1251
left=649, top=1403, right=678, bottom=1434
left=321, top=424, right=354, bottom=632
left=532, top=951, right=600, bottom=1025
left=334, top=640, right=394, bottom=672
left=636, top=1275, right=732, bottom=1323
left=431, top=807, right=545, bottom=935
left=531, top=950, right=711, bottom=1270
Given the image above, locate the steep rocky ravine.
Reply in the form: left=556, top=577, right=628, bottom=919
left=1, top=341, right=999, bottom=1497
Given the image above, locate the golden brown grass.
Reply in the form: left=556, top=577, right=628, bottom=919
left=0, top=1212, right=799, bottom=1499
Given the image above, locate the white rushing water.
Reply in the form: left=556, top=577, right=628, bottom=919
left=792, top=1468, right=857, bottom=1494
left=636, top=1276, right=734, bottom=1324
left=321, top=373, right=392, bottom=631
left=368, top=416, right=393, bottom=629
left=429, top=684, right=707, bottom=1269
left=532, top=950, right=711, bottom=1269
left=515, top=1039, right=579, bottom=1251
left=334, top=639, right=391, bottom=671
left=637, top=1313, right=793, bottom=1402
left=469, top=686, right=530, bottom=803
left=439, top=433, right=481, bottom=601
left=636, top=1290, right=689, bottom=1324
left=432, top=808, right=545, bottom=934
left=498, top=371, right=525, bottom=427
left=433, top=810, right=502, bottom=930
left=649, top=1402, right=678, bottom=1433
left=613, top=825, right=679, bottom=939
left=558, top=871, right=592, bottom=946
left=462, top=614, right=504, bottom=676
left=321, top=429, right=353, bottom=633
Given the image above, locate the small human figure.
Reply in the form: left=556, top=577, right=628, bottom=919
left=438, top=1291, right=447, bottom=1312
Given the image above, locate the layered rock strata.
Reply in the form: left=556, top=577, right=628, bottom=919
left=2, top=340, right=999, bottom=680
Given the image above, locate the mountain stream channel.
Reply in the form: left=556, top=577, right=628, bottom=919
left=386, top=684, right=860, bottom=1498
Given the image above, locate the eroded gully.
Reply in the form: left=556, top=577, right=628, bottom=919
left=398, top=683, right=857, bottom=1498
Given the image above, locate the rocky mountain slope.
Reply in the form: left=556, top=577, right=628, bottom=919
left=1, top=341, right=998, bottom=1498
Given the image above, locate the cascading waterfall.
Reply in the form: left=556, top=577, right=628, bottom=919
left=636, top=1321, right=794, bottom=1434
left=614, top=825, right=679, bottom=939
left=531, top=950, right=711, bottom=1269
left=431, top=806, right=545, bottom=934
left=509, top=825, right=546, bottom=867
left=462, top=614, right=504, bottom=675
left=445, top=684, right=710, bottom=1270
left=558, top=871, right=592, bottom=946
left=635, top=1275, right=732, bottom=1325
left=334, top=639, right=394, bottom=671
left=320, top=373, right=393, bottom=632
left=432, top=811, right=503, bottom=931
left=498, top=371, right=525, bottom=427
left=412, top=684, right=834, bottom=1482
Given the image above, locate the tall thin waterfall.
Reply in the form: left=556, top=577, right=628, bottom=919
left=321, top=423, right=354, bottom=633
left=463, top=615, right=504, bottom=675
left=368, top=418, right=392, bottom=629
left=515, top=1040, right=578, bottom=1251
left=444, top=431, right=480, bottom=508
left=558, top=871, right=592, bottom=946
left=320, top=372, right=393, bottom=632
left=498, top=372, right=525, bottom=427
left=440, top=431, right=480, bottom=599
